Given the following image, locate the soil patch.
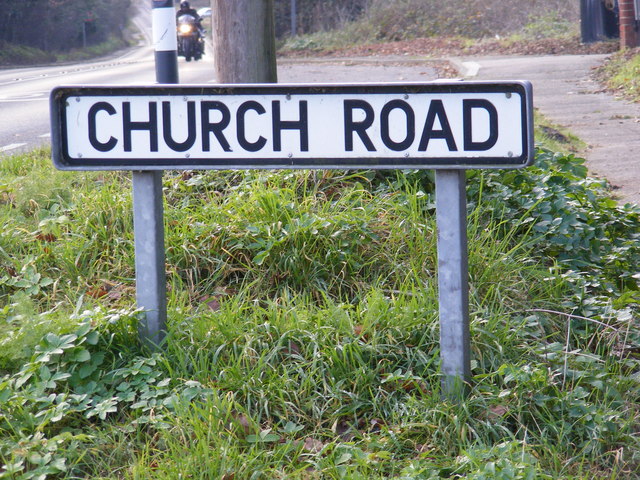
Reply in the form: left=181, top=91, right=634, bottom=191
left=280, top=36, right=620, bottom=59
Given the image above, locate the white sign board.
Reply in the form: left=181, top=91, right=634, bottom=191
left=51, top=82, right=533, bottom=170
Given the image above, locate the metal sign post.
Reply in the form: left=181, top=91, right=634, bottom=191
left=132, top=172, right=167, bottom=347
left=436, top=170, right=471, bottom=398
left=50, top=81, right=533, bottom=396
left=135, top=0, right=178, bottom=347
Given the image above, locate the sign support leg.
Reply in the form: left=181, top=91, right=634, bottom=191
left=435, top=170, right=471, bottom=399
left=132, top=0, right=178, bottom=347
left=133, top=171, right=167, bottom=347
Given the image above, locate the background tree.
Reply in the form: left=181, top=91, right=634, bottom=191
left=211, top=0, right=277, bottom=83
left=273, top=0, right=369, bottom=36
left=0, top=0, right=131, bottom=52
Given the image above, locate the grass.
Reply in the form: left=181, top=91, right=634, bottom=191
left=54, top=36, right=131, bottom=64
left=1, top=1, right=637, bottom=475
left=595, top=48, right=640, bottom=101
left=0, top=41, right=55, bottom=67
left=278, top=0, right=580, bottom=55
left=533, top=111, right=585, bottom=155
left=0, top=126, right=639, bottom=479
left=0, top=35, right=130, bottom=68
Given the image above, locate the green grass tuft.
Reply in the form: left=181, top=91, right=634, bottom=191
left=0, top=135, right=638, bottom=478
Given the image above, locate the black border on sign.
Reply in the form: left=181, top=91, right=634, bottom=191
left=50, top=82, right=534, bottom=171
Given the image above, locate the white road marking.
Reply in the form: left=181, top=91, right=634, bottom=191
left=0, top=92, right=47, bottom=103
left=39, top=133, right=51, bottom=138
left=461, top=61, right=481, bottom=77
left=0, top=143, right=27, bottom=153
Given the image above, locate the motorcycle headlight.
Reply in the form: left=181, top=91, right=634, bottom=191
left=179, top=24, right=192, bottom=34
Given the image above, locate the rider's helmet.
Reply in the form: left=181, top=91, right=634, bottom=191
left=180, top=1, right=190, bottom=9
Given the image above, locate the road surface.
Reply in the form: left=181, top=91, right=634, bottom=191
left=1, top=8, right=637, bottom=205
left=279, top=53, right=640, bottom=205
left=454, top=54, right=640, bottom=205
left=0, top=2, right=219, bottom=155
left=0, top=3, right=444, bottom=157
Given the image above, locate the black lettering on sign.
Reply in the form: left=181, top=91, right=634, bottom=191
left=201, top=101, right=231, bottom=152
left=463, top=99, right=498, bottom=151
left=162, top=101, right=196, bottom=152
left=123, top=102, right=158, bottom=152
left=380, top=100, right=415, bottom=151
left=88, top=102, right=117, bottom=152
left=272, top=100, right=309, bottom=152
left=237, top=101, right=267, bottom=152
left=419, top=100, right=457, bottom=152
left=344, top=100, right=376, bottom=152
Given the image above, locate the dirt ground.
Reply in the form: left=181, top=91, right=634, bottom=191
left=280, top=36, right=620, bottom=59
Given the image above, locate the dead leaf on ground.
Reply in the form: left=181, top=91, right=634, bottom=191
left=87, top=285, right=108, bottom=298
left=416, top=443, right=432, bottom=454
left=35, top=233, right=56, bottom=242
left=87, top=281, right=127, bottom=300
left=331, top=418, right=355, bottom=441
left=0, top=191, right=15, bottom=206
left=228, top=413, right=251, bottom=435
left=369, top=418, right=384, bottom=433
left=482, top=404, right=509, bottom=421
left=281, top=36, right=618, bottom=65
left=353, top=324, right=370, bottom=341
left=202, top=295, right=221, bottom=311
left=401, top=379, right=430, bottom=394
left=303, top=437, right=325, bottom=453
left=105, top=283, right=129, bottom=301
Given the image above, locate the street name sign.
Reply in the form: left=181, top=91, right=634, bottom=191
left=51, top=82, right=533, bottom=171
left=50, top=80, right=534, bottom=397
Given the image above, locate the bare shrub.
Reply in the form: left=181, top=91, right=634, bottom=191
left=362, top=0, right=580, bottom=40
left=275, top=0, right=371, bottom=37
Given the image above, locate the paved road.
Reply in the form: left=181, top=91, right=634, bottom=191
left=279, top=53, right=640, bottom=205
left=278, top=57, right=444, bottom=83
left=3, top=28, right=638, bottom=206
left=0, top=2, right=218, bottom=156
left=0, top=56, right=444, bottom=156
left=454, top=54, right=640, bottom=206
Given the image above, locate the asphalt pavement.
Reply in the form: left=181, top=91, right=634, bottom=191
left=4, top=48, right=637, bottom=205
left=454, top=54, right=640, bottom=206
left=281, top=53, right=640, bottom=206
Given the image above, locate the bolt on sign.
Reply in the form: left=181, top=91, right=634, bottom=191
left=51, top=82, right=533, bottom=170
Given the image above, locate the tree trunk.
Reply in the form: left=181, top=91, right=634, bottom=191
left=210, top=0, right=278, bottom=83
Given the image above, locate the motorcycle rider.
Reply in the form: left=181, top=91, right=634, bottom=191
left=176, top=1, right=200, bottom=22
left=176, top=1, right=204, bottom=56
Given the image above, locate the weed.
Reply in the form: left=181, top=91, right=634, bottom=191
left=596, top=48, right=640, bottom=102
left=281, top=0, right=580, bottom=53
left=0, top=137, right=638, bottom=477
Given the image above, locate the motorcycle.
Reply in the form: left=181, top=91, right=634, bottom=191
left=177, top=13, right=204, bottom=61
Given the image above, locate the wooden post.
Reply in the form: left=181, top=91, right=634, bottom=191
left=211, top=0, right=277, bottom=83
